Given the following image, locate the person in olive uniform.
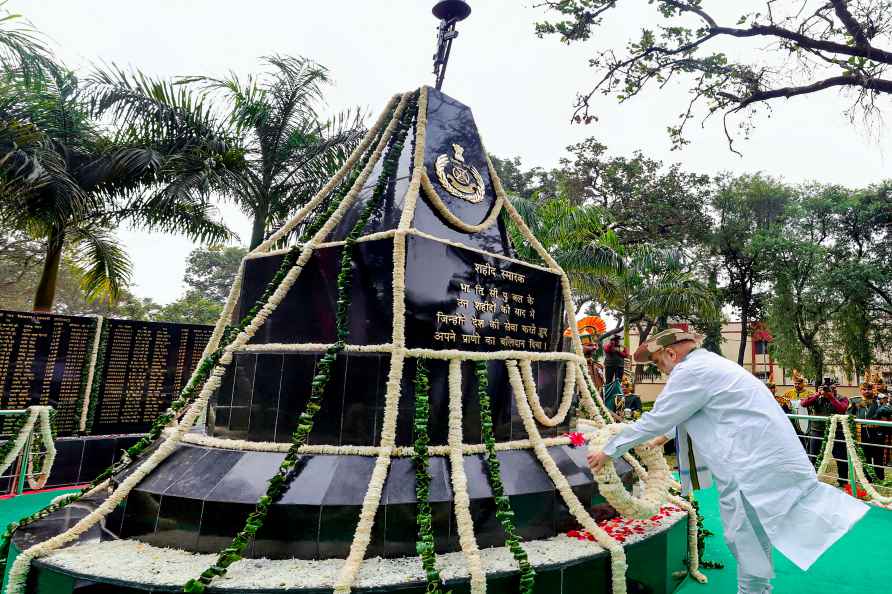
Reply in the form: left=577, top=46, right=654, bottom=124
left=853, top=382, right=892, bottom=480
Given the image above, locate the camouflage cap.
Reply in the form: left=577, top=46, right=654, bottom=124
left=633, top=328, right=703, bottom=363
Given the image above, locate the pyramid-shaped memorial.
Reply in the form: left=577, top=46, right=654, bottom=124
left=5, top=88, right=693, bottom=594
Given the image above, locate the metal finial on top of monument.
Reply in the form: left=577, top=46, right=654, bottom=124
left=432, top=0, right=471, bottom=90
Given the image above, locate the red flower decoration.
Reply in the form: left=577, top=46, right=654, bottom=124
left=843, top=484, right=868, bottom=499
left=566, top=432, right=587, bottom=448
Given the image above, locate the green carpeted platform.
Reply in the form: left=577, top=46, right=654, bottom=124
left=0, top=490, right=78, bottom=531
left=0, top=487, right=890, bottom=593
left=676, top=484, right=892, bottom=593
left=0, top=489, right=79, bottom=592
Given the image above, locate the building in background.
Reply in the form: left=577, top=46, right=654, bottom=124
left=627, top=322, right=892, bottom=401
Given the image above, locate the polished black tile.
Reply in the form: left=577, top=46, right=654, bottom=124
left=252, top=504, right=320, bottom=559
left=163, top=448, right=242, bottom=499
left=382, top=457, right=416, bottom=505
left=511, top=491, right=556, bottom=541
left=205, top=451, right=286, bottom=504
left=497, top=450, right=554, bottom=495
left=468, top=497, right=503, bottom=548
left=275, top=353, right=319, bottom=442
left=118, top=490, right=161, bottom=539
left=46, top=438, right=85, bottom=487
left=195, top=500, right=255, bottom=555
left=138, top=445, right=208, bottom=495
left=229, top=353, right=256, bottom=409
left=344, top=354, right=388, bottom=447
left=461, top=454, right=492, bottom=500
left=78, top=437, right=117, bottom=484
left=245, top=353, right=284, bottom=442
left=148, top=495, right=202, bottom=550
left=279, top=455, right=339, bottom=506
left=317, top=505, right=360, bottom=559
left=323, top=456, right=375, bottom=505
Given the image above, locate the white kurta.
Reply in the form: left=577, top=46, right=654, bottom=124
left=603, top=348, right=868, bottom=570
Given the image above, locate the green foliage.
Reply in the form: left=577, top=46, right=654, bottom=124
left=89, top=55, right=365, bottom=250
left=0, top=3, right=60, bottom=82
left=558, top=138, right=712, bottom=246
left=185, top=94, right=415, bottom=592
left=182, top=244, right=247, bottom=304
left=0, top=67, right=233, bottom=310
left=412, top=360, right=445, bottom=593
left=489, top=154, right=559, bottom=200
left=760, top=183, right=892, bottom=380
left=476, top=361, right=536, bottom=592
left=707, top=173, right=794, bottom=364
left=535, top=1, right=892, bottom=150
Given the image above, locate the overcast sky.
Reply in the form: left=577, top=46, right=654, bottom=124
left=17, top=1, right=892, bottom=303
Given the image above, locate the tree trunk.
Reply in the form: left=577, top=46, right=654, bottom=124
left=810, top=348, right=824, bottom=385
left=32, top=228, right=65, bottom=312
left=737, top=311, right=749, bottom=366
left=248, top=200, right=270, bottom=250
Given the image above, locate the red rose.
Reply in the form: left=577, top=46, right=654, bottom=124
left=566, top=432, right=587, bottom=447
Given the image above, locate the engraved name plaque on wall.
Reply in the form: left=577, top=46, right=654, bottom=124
left=403, top=235, right=563, bottom=352
left=0, top=309, right=96, bottom=434
left=90, top=318, right=212, bottom=434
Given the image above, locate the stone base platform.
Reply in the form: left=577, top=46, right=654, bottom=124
left=10, top=502, right=689, bottom=594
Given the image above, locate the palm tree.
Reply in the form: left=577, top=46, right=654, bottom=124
left=507, top=194, right=623, bottom=311
left=507, top=194, right=719, bottom=348
left=0, top=2, right=59, bottom=81
left=0, top=70, right=234, bottom=311
left=88, top=55, right=365, bottom=249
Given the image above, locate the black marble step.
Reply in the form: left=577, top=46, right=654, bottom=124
left=105, top=442, right=629, bottom=559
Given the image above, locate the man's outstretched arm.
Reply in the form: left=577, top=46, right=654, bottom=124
left=588, top=369, right=709, bottom=469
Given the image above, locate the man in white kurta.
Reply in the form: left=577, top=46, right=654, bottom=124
left=588, top=329, right=868, bottom=594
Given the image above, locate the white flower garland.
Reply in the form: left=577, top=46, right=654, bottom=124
left=26, top=406, right=57, bottom=491
left=586, top=424, right=673, bottom=520
left=247, top=230, right=400, bottom=261
left=332, top=87, right=428, bottom=594
left=448, top=359, right=488, bottom=594
left=667, top=494, right=708, bottom=584
left=816, top=415, right=840, bottom=486
left=396, top=86, right=428, bottom=231
left=252, top=93, right=403, bottom=254
left=172, top=428, right=591, bottom=456
left=237, top=343, right=394, bottom=354
left=518, top=359, right=576, bottom=427
left=420, top=171, right=504, bottom=232
left=506, top=360, right=628, bottom=594
left=0, top=406, right=56, bottom=480
left=78, top=316, right=104, bottom=432
left=839, top=415, right=892, bottom=505
left=406, top=347, right=582, bottom=364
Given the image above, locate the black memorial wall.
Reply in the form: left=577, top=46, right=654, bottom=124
left=0, top=309, right=211, bottom=436
left=0, top=310, right=96, bottom=434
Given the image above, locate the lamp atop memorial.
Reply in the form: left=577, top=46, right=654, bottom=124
left=432, top=0, right=471, bottom=90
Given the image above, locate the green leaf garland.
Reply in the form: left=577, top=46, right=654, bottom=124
left=412, top=360, right=445, bottom=593
left=846, top=414, right=880, bottom=484
left=580, top=371, right=613, bottom=424
left=184, top=91, right=419, bottom=593
left=475, top=361, right=536, bottom=593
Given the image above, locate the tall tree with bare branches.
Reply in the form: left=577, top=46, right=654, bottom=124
left=536, top=1, right=892, bottom=151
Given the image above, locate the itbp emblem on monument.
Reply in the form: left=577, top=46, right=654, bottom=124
left=434, top=142, right=485, bottom=203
